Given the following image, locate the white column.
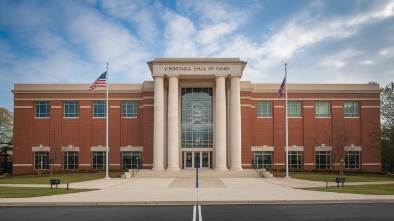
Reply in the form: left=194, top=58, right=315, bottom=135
left=152, top=76, right=165, bottom=171
left=167, top=76, right=180, bottom=171
left=230, top=76, right=243, bottom=171
left=215, top=76, right=228, bottom=170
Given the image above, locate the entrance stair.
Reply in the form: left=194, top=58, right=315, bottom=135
left=132, top=169, right=261, bottom=178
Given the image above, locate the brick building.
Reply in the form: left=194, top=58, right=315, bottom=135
left=12, top=58, right=381, bottom=174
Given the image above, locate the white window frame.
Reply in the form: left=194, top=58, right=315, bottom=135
left=257, top=101, right=272, bottom=117
left=122, top=101, right=137, bottom=118
left=288, top=101, right=301, bottom=117
left=93, top=101, right=106, bottom=118
left=315, top=101, right=330, bottom=118
left=344, top=101, right=359, bottom=118
left=64, top=101, right=79, bottom=118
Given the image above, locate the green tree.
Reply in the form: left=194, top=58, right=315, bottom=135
left=381, top=82, right=394, bottom=172
left=0, top=107, right=13, bottom=144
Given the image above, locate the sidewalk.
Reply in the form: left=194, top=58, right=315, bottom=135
left=1, top=170, right=394, bottom=206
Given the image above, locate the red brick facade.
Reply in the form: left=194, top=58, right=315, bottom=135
left=12, top=82, right=381, bottom=174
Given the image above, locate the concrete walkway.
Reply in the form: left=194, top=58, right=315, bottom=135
left=1, top=170, right=394, bottom=206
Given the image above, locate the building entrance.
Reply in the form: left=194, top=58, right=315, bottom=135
left=182, top=151, right=212, bottom=169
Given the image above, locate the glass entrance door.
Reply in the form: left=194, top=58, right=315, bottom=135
left=202, top=152, right=209, bottom=168
left=185, top=152, right=193, bottom=168
left=194, top=152, right=200, bottom=168
left=183, top=151, right=211, bottom=169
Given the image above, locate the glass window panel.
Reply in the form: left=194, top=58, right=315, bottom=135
left=288, top=151, right=302, bottom=169
left=64, top=101, right=79, bottom=118
left=36, top=101, right=50, bottom=117
left=93, top=101, right=106, bottom=117
left=253, top=151, right=272, bottom=169
left=181, top=88, right=213, bottom=149
left=92, top=151, right=106, bottom=169
left=122, top=101, right=137, bottom=117
left=257, top=101, right=272, bottom=117
left=316, top=151, right=331, bottom=169
left=34, top=152, right=49, bottom=170
left=288, top=101, right=301, bottom=117
left=315, top=101, right=330, bottom=117
left=63, top=151, right=78, bottom=170
left=344, top=101, right=359, bottom=117
left=345, top=151, right=360, bottom=169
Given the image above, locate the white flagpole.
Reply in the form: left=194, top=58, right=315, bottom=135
left=285, top=63, right=290, bottom=178
left=105, top=63, right=110, bottom=179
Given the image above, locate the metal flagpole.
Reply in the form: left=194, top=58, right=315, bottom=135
left=285, top=63, right=290, bottom=178
left=105, top=63, right=110, bottom=179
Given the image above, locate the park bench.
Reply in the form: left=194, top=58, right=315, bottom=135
left=335, top=177, right=345, bottom=187
left=50, top=179, right=60, bottom=189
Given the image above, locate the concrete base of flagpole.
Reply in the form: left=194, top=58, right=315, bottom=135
left=284, top=176, right=291, bottom=179
left=104, top=177, right=111, bottom=180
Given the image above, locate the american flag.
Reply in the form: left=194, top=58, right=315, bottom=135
left=278, top=77, right=286, bottom=98
left=89, top=71, right=107, bottom=91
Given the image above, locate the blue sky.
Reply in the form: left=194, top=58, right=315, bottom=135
left=1, top=0, right=393, bottom=112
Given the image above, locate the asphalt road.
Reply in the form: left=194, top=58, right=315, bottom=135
left=1, top=203, right=394, bottom=221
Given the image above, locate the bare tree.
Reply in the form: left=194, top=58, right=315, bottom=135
left=49, top=124, right=62, bottom=177
left=326, top=121, right=352, bottom=177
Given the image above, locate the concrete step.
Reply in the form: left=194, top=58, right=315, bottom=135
left=257, top=169, right=273, bottom=178
left=133, top=169, right=260, bottom=178
left=121, top=171, right=132, bottom=179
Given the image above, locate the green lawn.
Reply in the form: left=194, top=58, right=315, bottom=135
left=302, top=184, right=394, bottom=195
left=291, top=174, right=394, bottom=182
left=0, top=174, right=103, bottom=184
left=0, top=186, right=96, bottom=198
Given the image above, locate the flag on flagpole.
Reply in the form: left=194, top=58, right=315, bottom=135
left=89, top=71, right=107, bottom=91
left=278, top=77, right=286, bottom=98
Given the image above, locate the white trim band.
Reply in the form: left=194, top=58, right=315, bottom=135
left=362, top=163, right=381, bottom=166
left=361, top=106, right=380, bottom=109
left=14, top=106, right=33, bottom=109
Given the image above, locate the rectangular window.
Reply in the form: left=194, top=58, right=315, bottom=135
left=92, top=151, right=106, bottom=169
left=253, top=151, right=273, bottom=169
left=181, top=88, right=213, bottom=148
left=345, top=151, right=360, bottom=169
left=316, top=151, right=331, bottom=169
left=288, top=151, right=302, bottom=169
left=257, top=101, right=272, bottom=117
left=122, top=101, right=137, bottom=117
left=36, top=101, right=50, bottom=117
left=288, top=101, right=301, bottom=117
left=93, top=101, right=106, bottom=118
left=64, top=101, right=79, bottom=118
left=344, top=101, right=359, bottom=117
left=34, top=152, right=49, bottom=170
left=63, top=151, right=78, bottom=170
left=122, top=151, right=142, bottom=169
left=315, top=101, right=330, bottom=117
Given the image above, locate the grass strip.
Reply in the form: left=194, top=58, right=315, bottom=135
left=302, top=184, right=394, bottom=195
left=0, top=186, right=97, bottom=198
left=291, top=174, right=394, bottom=182
left=0, top=175, right=103, bottom=184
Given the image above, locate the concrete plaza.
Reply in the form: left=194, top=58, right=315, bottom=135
left=1, top=169, right=394, bottom=206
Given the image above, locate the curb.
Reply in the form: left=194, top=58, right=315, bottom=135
left=1, top=199, right=394, bottom=206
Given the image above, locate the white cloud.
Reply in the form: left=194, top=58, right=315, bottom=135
left=100, top=0, right=161, bottom=44
left=318, top=50, right=359, bottom=69
left=162, top=11, right=198, bottom=57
